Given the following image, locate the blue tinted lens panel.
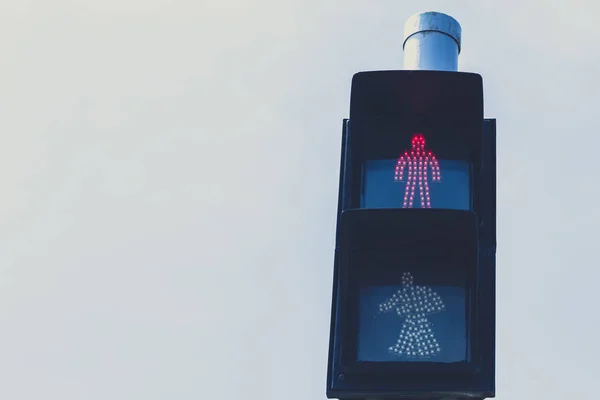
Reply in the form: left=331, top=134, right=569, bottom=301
left=357, top=269, right=469, bottom=363
left=362, top=159, right=470, bottom=210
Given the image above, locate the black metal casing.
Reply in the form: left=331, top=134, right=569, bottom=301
left=327, top=71, right=496, bottom=399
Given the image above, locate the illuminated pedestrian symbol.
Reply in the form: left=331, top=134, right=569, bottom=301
left=378, top=272, right=445, bottom=358
left=394, top=134, right=441, bottom=208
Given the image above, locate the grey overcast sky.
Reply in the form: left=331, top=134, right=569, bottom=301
left=0, top=0, right=598, bottom=399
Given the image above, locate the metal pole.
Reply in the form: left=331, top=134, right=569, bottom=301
left=403, top=11, right=462, bottom=71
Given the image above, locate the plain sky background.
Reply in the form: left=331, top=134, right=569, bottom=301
left=0, top=0, right=599, bottom=399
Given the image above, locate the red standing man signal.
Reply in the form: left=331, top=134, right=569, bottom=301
left=394, top=134, right=441, bottom=208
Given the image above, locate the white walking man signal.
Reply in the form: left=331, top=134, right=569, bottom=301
left=378, top=272, right=445, bottom=358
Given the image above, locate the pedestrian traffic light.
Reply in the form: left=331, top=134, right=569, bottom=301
left=326, top=12, right=496, bottom=400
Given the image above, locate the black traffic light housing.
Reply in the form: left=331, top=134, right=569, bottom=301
left=327, top=71, right=496, bottom=399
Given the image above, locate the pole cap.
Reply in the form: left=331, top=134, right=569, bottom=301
left=403, top=11, right=462, bottom=53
